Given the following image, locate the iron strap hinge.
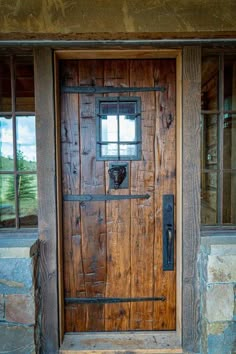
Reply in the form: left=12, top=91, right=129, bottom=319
left=63, top=194, right=150, bottom=202
left=61, top=85, right=166, bottom=94
left=65, top=296, right=166, bottom=304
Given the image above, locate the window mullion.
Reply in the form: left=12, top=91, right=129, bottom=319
left=218, top=53, right=224, bottom=224
left=10, top=55, right=20, bottom=229
left=117, top=97, right=120, bottom=160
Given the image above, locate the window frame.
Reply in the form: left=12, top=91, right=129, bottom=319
left=95, top=96, right=142, bottom=161
left=201, top=50, right=236, bottom=228
left=0, top=54, right=37, bottom=230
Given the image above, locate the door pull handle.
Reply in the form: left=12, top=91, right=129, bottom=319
left=163, top=194, right=174, bottom=271
left=167, top=227, right=173, bottom=264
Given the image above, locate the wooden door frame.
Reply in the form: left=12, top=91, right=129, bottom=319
left=55, top=49, right=182, bottom=345
left=34, top=47, right=201, bottom=353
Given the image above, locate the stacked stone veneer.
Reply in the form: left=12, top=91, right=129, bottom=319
left=0, top=237, right=37, bottom=354
left=200, top=236, right=236, bottom=354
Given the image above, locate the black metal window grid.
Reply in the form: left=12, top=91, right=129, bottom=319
left=96, top=96, right=141, bottom=161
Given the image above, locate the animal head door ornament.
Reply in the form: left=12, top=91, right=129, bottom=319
left=108, top=165, right=127, bottom=189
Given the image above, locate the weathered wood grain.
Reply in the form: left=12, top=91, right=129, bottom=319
left=59, top=332, right=182, bottom=353
left=182, top=46, right=201, bottom=353
left=79, top=59, right=107, bottom=331
left=60, top=60, right=87, bottom=331
left=34, top=47, right=58, bottom=353
left=60, top=58, right=177, bottom=333
left=103, top=60, right=131, bottom=331
left=153, top=59, right=176, bottom=330
left=129, top=59, right=155, bottom=330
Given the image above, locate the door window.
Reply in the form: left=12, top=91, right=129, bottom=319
left=96, top=97, right=141, bottom=160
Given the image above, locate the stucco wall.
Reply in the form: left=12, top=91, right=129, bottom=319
left=0, top=0, right=236, bottom=39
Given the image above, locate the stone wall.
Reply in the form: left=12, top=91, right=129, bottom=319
left=200, top=236, right=236, bottom=354
left=0, top=237, right=38, bottom=354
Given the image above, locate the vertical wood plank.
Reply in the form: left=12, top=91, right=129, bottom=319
left=130, top=59, right=155, bottom=330
left=182, top=46, right=201, bottom=353
left=153, top=59, right=176, bottom=330
left=34, top=48, right=58, bottom=353
left=60, top=60, right=88, bottom=332
left=79, top=59, right=107, bottom=331
left=104, top=60, right=131, bottom=330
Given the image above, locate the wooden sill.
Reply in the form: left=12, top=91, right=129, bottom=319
left=59, top=332, right=183, bottom=354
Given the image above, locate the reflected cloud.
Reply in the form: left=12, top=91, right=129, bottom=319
left=0, top=116, right=36, bottom=162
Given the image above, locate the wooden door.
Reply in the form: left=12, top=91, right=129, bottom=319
left=60, top=58, right=176, bottom=332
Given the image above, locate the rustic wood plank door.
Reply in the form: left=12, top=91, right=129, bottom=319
left=60, top=58, right=176, bottom=332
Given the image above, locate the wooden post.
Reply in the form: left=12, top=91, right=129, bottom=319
left=34, top=48, right=59, bottom=353
left=231, top=62, right=236, bottom=223
left=182, top=46, right=201, bottom=352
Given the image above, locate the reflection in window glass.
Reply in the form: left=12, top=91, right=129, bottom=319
left=18, top=174, right=38, bottom=228
left=0, top=116, right=14, bottom=171
left=201, top=56, right=219, bottom=111
left=0, top=174, right=15, bottom=228
left=101, top=143, right=118, bottom=157
left=200, top=114, right=218, bottom=170
left=119, top=102, right=136, bottom=114
left=15, top=57, right=35, bottom=112
left=100, top=103, right=117, bottom=115
left=223, top=173, right=236, bottom=224
left=0, top=55, right=36, bottom=229
left=201, top=172, right=217, bottom=225
left=101, top=115, right=118, bottom=142
left=16, top=116, right=36, bottom=171
left=120, top=144, right=137, bottom=157
left=224, top=56, right=236, bottom=111
left=120, top=116, right=136, bottom=142
left=97, top=97, right=141, bottom=161
left=224, top=114, right=236, bottom=170
left=201, top=53, right=236, bottom=225
left=0, top=58, right=11, bottom=112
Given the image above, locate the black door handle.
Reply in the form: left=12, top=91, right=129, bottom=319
left=167, top=227, right=173, bottom=264
left=163, top=195, right=174, bottom=271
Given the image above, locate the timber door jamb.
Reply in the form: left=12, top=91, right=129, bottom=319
left=54, top=48, right=185, bottom=352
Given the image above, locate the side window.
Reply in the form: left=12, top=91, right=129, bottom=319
left=0, top=56, right=37, bottom=229
left=201, top=53, right=236, bottom=225
left=96, top=97, right=141, bottom=161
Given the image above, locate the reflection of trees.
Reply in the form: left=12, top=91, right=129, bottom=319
left=5, top=151, right=37, bottom=201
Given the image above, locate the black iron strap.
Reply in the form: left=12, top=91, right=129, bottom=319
left=65, top=296, right=166, bottom=304
left=61, top=85, right=166, bottom=94
left=63, top=194, right=150, bottom=202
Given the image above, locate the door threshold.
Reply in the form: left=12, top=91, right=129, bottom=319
left=59, top=332, right=183, bottom=353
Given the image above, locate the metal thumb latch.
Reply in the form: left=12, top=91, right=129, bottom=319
left=163, top=194, right=174, bottom=271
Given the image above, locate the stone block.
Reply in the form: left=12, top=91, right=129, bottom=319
left=0, top=323, right=35, bottom=354
left=5, top=294, right=35, bottom=325
left=207, top=322, right=236, bottom=354
left=210, top=244, right=236, bottom=256
left=206, top=284, right=234, bottom=322
left=0, top=294, right=4, bottom=320
left=208, top=255, right=236, bottom=283
left=208, top=322, right=229, bottom=335
left=0, top=258, right=33, bottom=294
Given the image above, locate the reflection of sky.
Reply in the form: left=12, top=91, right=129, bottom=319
left=102, top=115, right=135, bottom=142
left=0, top=116, right=36, bottom=161
left=101, top=115, right=136, bottom=157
